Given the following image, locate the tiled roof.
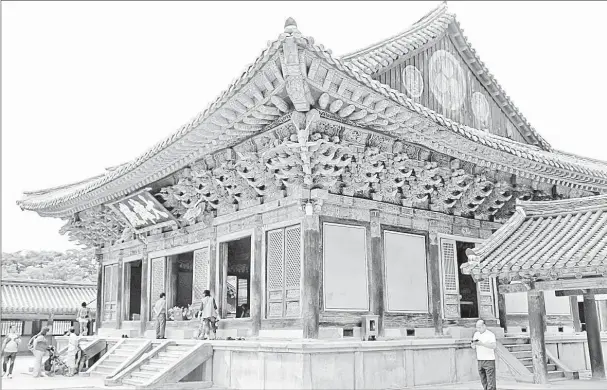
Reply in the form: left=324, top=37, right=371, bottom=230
left=462, top=195, right=607, bottom=281
left=340, top=2, right=551, bottom=150
left=16, top=10, right=607, bottom=217
left=1, top=279, right=97, bottom=315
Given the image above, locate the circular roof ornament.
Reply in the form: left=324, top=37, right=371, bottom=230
left=471, top=92, right=491, bottom=129
left=429, top=50, right=466, bottom=111
left=402, top=65, right=423, bottom=98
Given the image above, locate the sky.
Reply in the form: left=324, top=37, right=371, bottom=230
left=2, top=1, right=607, bottom=253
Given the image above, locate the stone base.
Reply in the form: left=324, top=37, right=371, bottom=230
left=444, top=326, right=505, bottom=339
left=98, top=327, right=139, bottom=338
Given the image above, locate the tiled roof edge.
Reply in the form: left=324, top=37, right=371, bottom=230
left=518, top=194, right=607, bottom=216
left=1, top=278, right=97, bottom=288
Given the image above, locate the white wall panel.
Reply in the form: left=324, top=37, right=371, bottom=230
left=323, top=223, right=368, bottom=311
left=384, top=231, right=429, bottom=312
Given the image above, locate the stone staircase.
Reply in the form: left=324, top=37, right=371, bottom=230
left=106, top=340, right=213, bottom=389
left=500, top=337, right=565, bottom=380
left=84, top=338, right=150, bottom=377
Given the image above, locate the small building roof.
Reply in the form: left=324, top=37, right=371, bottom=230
left=462, top=194, right=607, bottom=281
left=1, top=279, right=97, bottom=316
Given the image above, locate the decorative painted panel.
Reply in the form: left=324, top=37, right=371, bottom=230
left=192, top=247, right=210, bottom=304
left=150, top=257, right=166, bottom=318
left=375, top=36, right=530, bottom=143
left=440, top=239, right=460, bottom=319
left=266, top=225, right=302, bottom=318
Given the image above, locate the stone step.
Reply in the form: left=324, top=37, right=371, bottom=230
left=131, top=371, right=155, bottom=380
left=123, top=377, right=146, bottom=386
left=504, top=344, right=532, bottom=352
left=158, top=351, right=183, bottom=359
left=139, top=365, right=160, bottom=373
left=548, top=371, right=565, bottom=380
left=500, top=337, right=530, bottom=345
left=510, top=350, right=532, bottom=359
left=165, top=346, right=192, bottom=353
left=525, top=363, right=557, bottom=372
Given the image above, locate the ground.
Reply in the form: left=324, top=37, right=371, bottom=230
left=2, top=354, right=606, bottom=389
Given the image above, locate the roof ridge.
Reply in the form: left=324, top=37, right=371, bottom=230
left=518, top=194, right=607, bottom=216
left=22, top=174, right=105, bottom=196
left=340, top=2, right=452, bottom=60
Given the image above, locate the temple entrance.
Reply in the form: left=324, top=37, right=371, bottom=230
left=222, top=236, right=251, bottom=319
left=125, top=260, right=142, bottom=321
left=167, top=252, right=194, bottom=317
left=457, top=242, right=478, bottom=318
left=440, top=237, right=496, bottom=320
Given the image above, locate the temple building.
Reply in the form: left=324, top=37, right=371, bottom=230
left=17, top=3, right=607, bottom=347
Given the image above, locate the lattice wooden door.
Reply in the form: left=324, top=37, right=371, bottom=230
left=478, top=277, right=496, bottom=319
left=440, top=238, right=460, bottom=319
left=103, top=264, right=119, bottom=322
left=192, top=247, right=210, bottom=308
left=266, top=225, right=301, bottom=318
left=150, top=257, right=166, bottom=318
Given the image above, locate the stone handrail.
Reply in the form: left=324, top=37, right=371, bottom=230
left=495, top=342, right=534, bottom=383
left=104, top=340, right=171, bottom=386
left=546, top=348, right=580, bottom=379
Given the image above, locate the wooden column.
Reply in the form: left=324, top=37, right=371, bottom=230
left=302, top=213, right=321, bottom=339
left=369, top=210, right=385, bottom=337
left=250, top=215, right=263, bottom=337
left=218, top=241, right=228, bottom=318
left=140, top=245, right=149, bottom=336
left=527, top=289, right=548, bottom=384
left=115, top=257, right=124, bottom=330
left=208, top=228, right=217, bottom=300
left=597, top=300, right=607, bottom=332
left=497, top=281, right=508, bottom=332
left=570, top=296, right=582, bottom=332
left=428, top=234, right=443, bottom=336
left=583, top=294, right=606, bottom=380
left=95, top=252, right=104, bottom=332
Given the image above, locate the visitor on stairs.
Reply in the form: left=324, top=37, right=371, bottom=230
left=77, top=302, right=91, bottom=336
left=1, top=325, right=21, bottom=379
left=31, top=327, right=50, bottom=378
left=153, top=292, right=167, bottom=339
left=199, top=290, right=218, bottom=340
left=471, top=319, right=497, bottom=390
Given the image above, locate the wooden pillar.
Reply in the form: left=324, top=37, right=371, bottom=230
left=250, top=215, right=263, bottom=337
left=140, top=245, right=149, bottom=336
left=428, top=234, right=444, bottom=336
left=369, top=210, right=385, bottom=337
left=527, top=289, right=548, bottom=384
left=218, top=241, right=228, bottom=319
left=95, top=253, right=104, bottom=332
left=597, top=300, right=607, bottom=332
left=115, top=257, right=124, bottom=330
left=497, top=281, right=508, bottom=332
left=302, top=213, right=321, bottom=339
left=208, top=228, right=217, bottom=300
left=583, top=294, right=606, bottom=380
left=570, top=296, right=582, bottom=332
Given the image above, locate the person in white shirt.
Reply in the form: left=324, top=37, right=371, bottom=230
left=471, top=319, right=497, bottom=390
left=1, top=326, right=21, bottom=379
left=65, top=327, right=80, bottom=376
left=153, top=293, right=167, bottom=339
left=77, top=302, right=91, bottom=336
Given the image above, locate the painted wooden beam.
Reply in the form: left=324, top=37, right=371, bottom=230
left=555, top=288, right=607, bottom=297
left=499, top=277, right=607, bottom=294
left=583, top=294, right=606, bottom=379
left=527, top=290, right=548, bottom=384
left=302, top=214, right=321, bottom=339
left=368, top=210, right=385, bottom=337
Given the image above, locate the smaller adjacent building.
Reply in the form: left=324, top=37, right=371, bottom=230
left=1, top=279, right=97, bottom=353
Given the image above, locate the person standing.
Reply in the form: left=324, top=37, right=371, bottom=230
left=32, top=327, right=50, bottom=378
left=77, top=302, right=91, bottom=336
left=471, top=319, right=497, bottom=390
left=65, top=327, right=80, bottom=376
left=1, top=326, right=21, bottom=379
left=199, top=290, right=218, bottom=340
left=153, top=293, right=167, bottom=339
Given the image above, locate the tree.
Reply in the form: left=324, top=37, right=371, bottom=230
left=1, top=249, right=98, bottom=282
